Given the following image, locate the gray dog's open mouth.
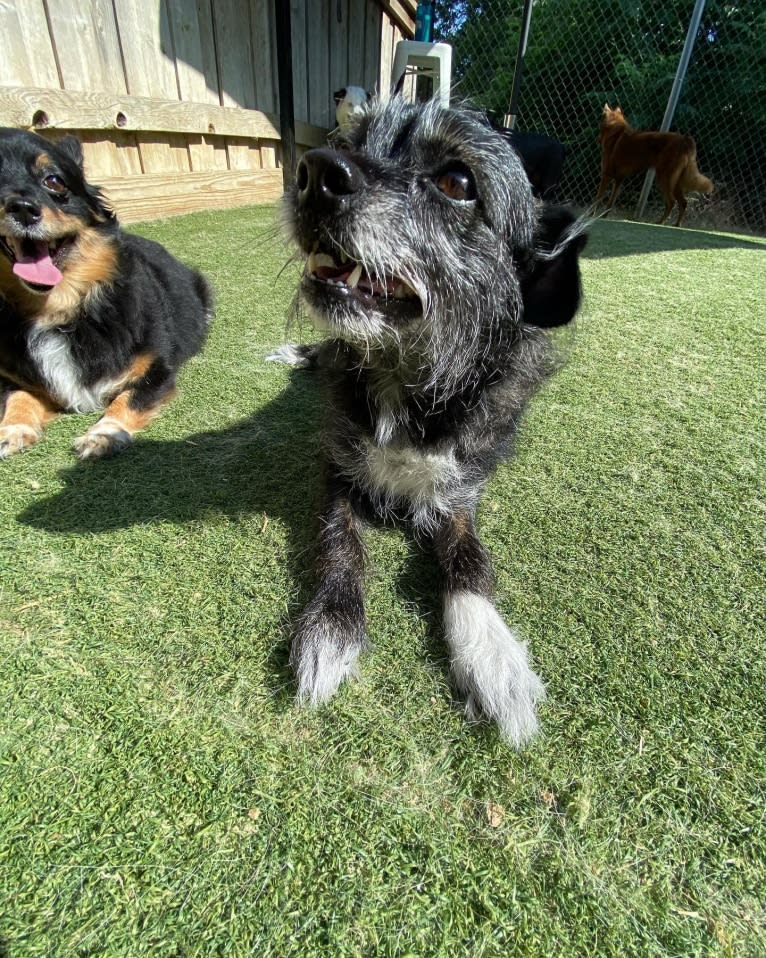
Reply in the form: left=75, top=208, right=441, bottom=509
left=305, top=250, right=419, bottom=304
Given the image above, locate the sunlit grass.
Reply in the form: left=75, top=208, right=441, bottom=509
left=1, top=209, right=763, bottom=956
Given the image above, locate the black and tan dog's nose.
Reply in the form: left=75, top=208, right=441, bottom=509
left=4, top=195, right=43, bottom=227
left=296, top=148, right=364, bottom=213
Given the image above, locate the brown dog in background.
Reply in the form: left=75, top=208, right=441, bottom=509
left=594, top=104, right=713, bottom=226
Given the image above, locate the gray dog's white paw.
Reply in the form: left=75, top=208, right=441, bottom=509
left=265, top=344, right=312, bottom=367
left=290, top=610, right=363, bottom=704
left=443, top=591, right=545, bottom=748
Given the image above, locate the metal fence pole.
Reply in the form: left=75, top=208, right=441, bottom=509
left=504, top=0, right=534, bottom=130
left=635, top=0, right=706, bottom=219
left=274, top=0, right=297, bottom=190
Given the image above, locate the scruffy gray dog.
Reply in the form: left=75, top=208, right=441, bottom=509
left=270, top=97, right=586, bottom=746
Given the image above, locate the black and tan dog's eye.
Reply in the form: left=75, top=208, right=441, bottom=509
left=434, top=170, right=476, bottom=202
left=42, top=173, right=68, bottom=195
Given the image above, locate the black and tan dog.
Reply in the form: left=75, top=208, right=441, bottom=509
left=0, top=128, right=212, bottom=460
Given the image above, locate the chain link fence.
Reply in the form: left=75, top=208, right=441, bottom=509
left=433, top=0, right=766, bottom=233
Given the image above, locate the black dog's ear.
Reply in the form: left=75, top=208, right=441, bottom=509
left=333, top=88, right=346, bottom=104
left=57, top=134, right=85, bottom=170
left=520, top=207, right=587, bottom=328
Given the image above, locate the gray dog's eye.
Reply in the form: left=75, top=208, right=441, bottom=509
left=433, top=170, right=476, bottom=202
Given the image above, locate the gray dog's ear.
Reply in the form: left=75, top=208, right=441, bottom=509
left=520, top=207, right=587, bottom=328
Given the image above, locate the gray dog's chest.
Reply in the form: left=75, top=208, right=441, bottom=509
left=363, top=438, right=460, bottom=501
left=335, top=432, right=461, bottom=511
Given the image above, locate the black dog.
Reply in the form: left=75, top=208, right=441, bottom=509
left=272, top=98, right=586, bottom=746
left=0, top=128, right=212, bottom=460
left=503, top=130, right=566, bottom=200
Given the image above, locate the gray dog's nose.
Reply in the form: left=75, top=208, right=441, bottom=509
left=296, top=148, right=364, bottom=212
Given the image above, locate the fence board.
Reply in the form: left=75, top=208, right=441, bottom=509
left=166, top=0, right=221, bottom=105
left=113, top=0, right=180, bottom=99
left=330, top=0, right=350, bottom=103
left=251, top=0, right=278, bottom=114
left=45, top=0, right=127, bottom=94
left=0, top=1, right=59, bottom=89
left=290, top=0, right=308, bottom=125
left=101, top=168, right=284, bottom=222
left=347, top=0, right=369, bottom=91
left=80, top=133, right=143, bottom=177
left=307, top=0, right=332, bottom=126
left=260, top=141, right=279, bottom=168
left=364, top=3, right=382, bottom=94
left=188, top=135, right=230, bottom=172
left=379, top=15, right=395, bottom=98
left=226, top=136, right=261, bottom=170
left=0, top=87, right=280, bottom=140
left=213, top=0, right=257, bottom=109
left=138, top=132, right=190, bottom=174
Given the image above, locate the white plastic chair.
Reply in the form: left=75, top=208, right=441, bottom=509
left=391, top=41, right=452, bottom=106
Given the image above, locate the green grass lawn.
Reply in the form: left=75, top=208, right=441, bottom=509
left=1, top=209, right=764, bottom=957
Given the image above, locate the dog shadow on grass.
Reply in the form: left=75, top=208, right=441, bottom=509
left=21, top=369, right=322, bottom=539
left=19, top=368, right=327, bottom=695
left=18, top=368, right=455, bottom=708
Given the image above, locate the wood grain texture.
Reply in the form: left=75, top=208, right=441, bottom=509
left=45, top=0, right=127, bottom=94
left=102, top=168, right=284, bottom=222
left=0, top=0, right=60, bottom=88
left=165, top=0, right=222, bottom=105
left=307, top=0, right=332, bottom=126
left=0, top=87, right=281, bottom=139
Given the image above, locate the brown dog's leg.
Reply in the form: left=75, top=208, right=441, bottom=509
left=0, top=389, right=59, bottom=459
left=657, top=174, right=675, bottom=225
left=606, top=179, right=624, bottom=213
left=658, top=197, right=674, bottom=225
left=594, top=171, right=611, bottom=210
left=673, top=184, right=688, bottom=226
left=73, top=387, right=175, bottom=460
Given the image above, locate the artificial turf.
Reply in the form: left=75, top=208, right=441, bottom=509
left=0, top=209, right=764, bottom=957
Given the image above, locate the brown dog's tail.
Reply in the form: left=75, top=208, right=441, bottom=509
left=680, top=137, right=713, bottom=193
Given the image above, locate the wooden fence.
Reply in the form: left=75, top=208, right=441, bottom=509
left=0, top=0, right=415, bottom=221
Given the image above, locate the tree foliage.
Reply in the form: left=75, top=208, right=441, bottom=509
left=433, top=0, right=766, bottom=228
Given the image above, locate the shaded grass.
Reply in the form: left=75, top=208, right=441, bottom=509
left=1, top=208, right=764, bottom=957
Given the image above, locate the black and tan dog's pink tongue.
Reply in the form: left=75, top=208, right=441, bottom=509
left=13, top=241, right=63, bottom=286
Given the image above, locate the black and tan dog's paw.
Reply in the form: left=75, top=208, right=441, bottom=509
left=0, top=424, right=39, bottom=459
left=73, top=421, right=132, bottom=460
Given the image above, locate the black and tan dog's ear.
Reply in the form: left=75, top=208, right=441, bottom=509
left=520, top=207, right=587, bottom=328
left=59, top=135, right=116, bottom=221
left=57, top=134, right=85, bottom=170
